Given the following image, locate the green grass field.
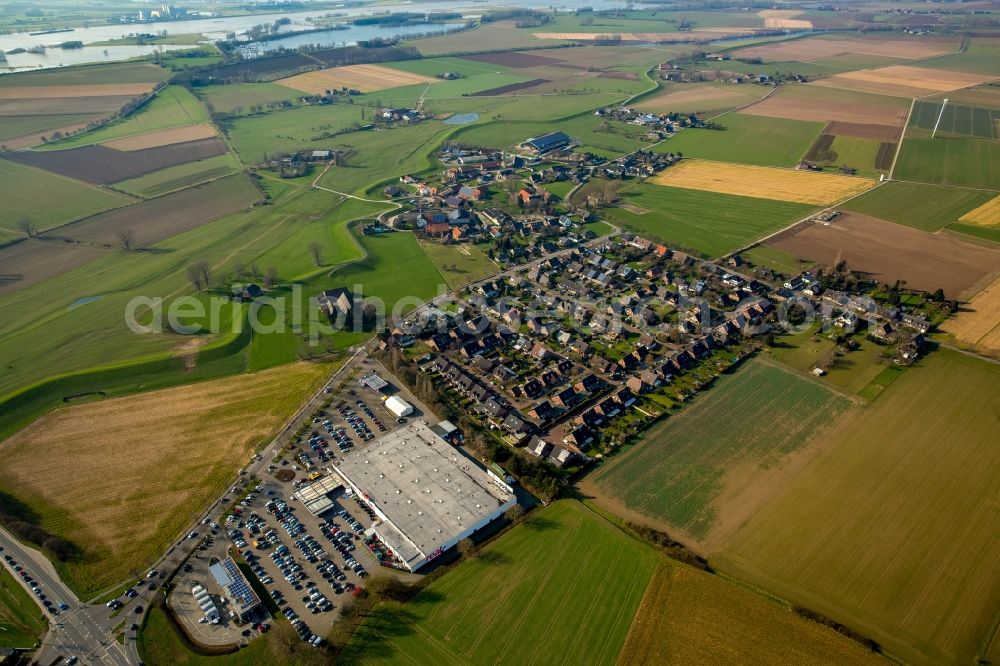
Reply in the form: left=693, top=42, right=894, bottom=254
left=331, top=231, right=446, bottom=306
left=194, top=82, right=301, bottom=115
left=0, top=113, right=98, bottom=144
left=742, top=245, right=815, bottom=275
left=419, top=241, right=499, bottom=289
left=140, top=603, right=302, bottom=665
left=768, top=325, right=891, bottom=396
left=822, top=135, right=885, bottom=177
left=845, top=181, right=996, bottom=233
left=0, top=567, right=46, bottom=648
left=112, top=153, right=242, bottom=198
left=659, top=113, right=824, bottom=167
left=590, top=360, right=852, bottom=542
left=908, top=100, right=999, bottom=139
left=894, top=137, right=1000, bottom=190
left=344, top=500, right=660, bottom=665
left=0, top=160, right=132, bottom=236
left=225, top=104, right=369, bottom=164
left=0, top=186, right=355, bottom=418
left=0, top=61, right=167, bottom=88
left=37, top=86, right=208, bottom=150
left=317, top=122, right=450, bottom=197
left=600, top=181, right=815, bottom=258
left=346, top=497, right=884, bottom=664
left=452, top=110, right=649, bottom=158
left=158, top=50, right=225, bottom=70
left=717, top=349, right=1000, bottom=666
left=916, top=38, right=1000, bottom=75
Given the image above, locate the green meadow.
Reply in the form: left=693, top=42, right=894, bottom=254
left=660, top=113, right=824, bottom=168
left=845, top=181, right=995, bottom=232
left=37, top=86, right=208, bottom=149
left=601, top=182, right=815, bottom=258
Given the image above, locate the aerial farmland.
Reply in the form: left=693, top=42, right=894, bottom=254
left=0, top=2, right=998, bottom=665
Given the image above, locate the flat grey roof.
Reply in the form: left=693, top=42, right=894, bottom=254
left=333, top=421, right=513, bottom=567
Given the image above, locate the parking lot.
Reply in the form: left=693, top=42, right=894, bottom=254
left=224, top=477, right=392, bottom=643
left=167, top=360, right=432, bottom=649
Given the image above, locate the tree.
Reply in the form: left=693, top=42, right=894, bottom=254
left=16, top=218, right=36, bottom=237
left=505, top=504, right=525, bottom=524
left=308, top=240, right=324, bottom=266
left=457, top=538, right=476, bottom=559
left=116, top=228, right=135, bottom=250
left=263, top=266, right=278, bottom=289
left=186, top=263, right=204, bottom=291
left=186, top=260, right=211, bottom=291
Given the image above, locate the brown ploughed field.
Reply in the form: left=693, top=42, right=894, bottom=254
left=7, top=138, right=228, bottom=184
left=768, top=212, right=1000, bottom=299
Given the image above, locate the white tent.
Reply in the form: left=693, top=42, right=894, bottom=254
left=384, top=395, right=413, bottom=418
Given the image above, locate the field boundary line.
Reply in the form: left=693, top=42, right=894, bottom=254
left=725, top=177, right=886, bottom=260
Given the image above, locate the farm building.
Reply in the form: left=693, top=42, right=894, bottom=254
left=520, top=131, right=571, bottom=154
left=384, top=395, right=413, bottom=418
left=209, top=557, right=260, bottom=622
left=318, top=288, right=354, bottom=320
left=332, top=421, right=516, bottom=571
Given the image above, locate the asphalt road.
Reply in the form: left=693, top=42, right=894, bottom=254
left=0, top=527, right=134, bottom=666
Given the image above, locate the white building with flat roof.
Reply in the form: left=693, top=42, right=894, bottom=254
left=332, top=421, right=516, bottom=571
left=384, top=395, right=413, bottom=418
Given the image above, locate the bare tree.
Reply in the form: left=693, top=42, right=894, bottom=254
left=233, top=260, right=246, bottom=279
left=308, top=240, right=324, bottom=266
left=186, top=260, right=211, bottom=291
left=186, top=263, right=204, bottom=291
left=505, top=504, right=525, bottom=524
left=263, top=266, right=278, bottom=289
left=116, top=229, right=135, bottom=250
left=16, top=218, right=36, bottom=238
left=457, top=538, right=476, bottom=559
left=501, top=178, right=521, bottom=205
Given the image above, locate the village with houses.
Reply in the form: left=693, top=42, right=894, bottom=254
left=351, top=222, right=943, bottom=479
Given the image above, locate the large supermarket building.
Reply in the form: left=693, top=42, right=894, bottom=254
left=332, top=421, right=516, bottom=571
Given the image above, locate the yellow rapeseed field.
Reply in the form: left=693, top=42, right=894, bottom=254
left=653, top=160, right=875, bottom=205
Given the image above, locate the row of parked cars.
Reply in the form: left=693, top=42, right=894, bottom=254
left=306, top=431, right=337, bottom=461
left=280, top=605, right=323, bottom=647
left=1, top=547, right=68, bottom=617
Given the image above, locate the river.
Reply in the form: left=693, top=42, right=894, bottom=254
left=0, top=0, right=634, bottom=73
